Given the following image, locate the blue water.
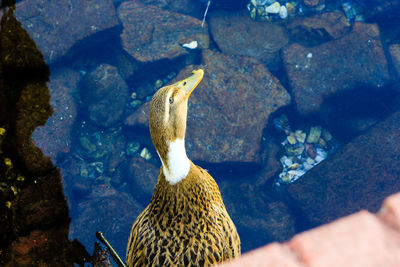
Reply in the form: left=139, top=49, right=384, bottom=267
left=14, top=0, right=399, bottom=264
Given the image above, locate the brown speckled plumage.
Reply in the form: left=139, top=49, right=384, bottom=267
left=126, top=70, right=240, bottom=266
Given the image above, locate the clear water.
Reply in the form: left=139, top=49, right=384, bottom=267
left=11, top=0, right=399, bottom=264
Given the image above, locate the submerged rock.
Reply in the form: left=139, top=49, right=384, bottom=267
left=209, top=10, right=289, bottom=70
left=15, top=0, right=119, bottom=64
left=287, top=11, right=351, bottom=46
left=127, top=50, right=291, bottom=165
left=220, top=181, right=297, bottom=252
left=81, top=64, right=129, bottom=127
left=70, top=187, right=143, bottom=260
left=118, top=1, right=209, bottom=63
left=141, top=0, right=204, bottom=19
left=184, top=50, right=291, bottom=164
left=32, top=69, right=80, bottom=162
left=127, top=157, right=159, bottom=205
left=287, top=110, right=400, bottom=227
left=282, top=22, right=392, bottom=116
left=389, top=44, right=400, bottom=79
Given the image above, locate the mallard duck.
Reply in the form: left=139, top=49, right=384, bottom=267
left=126, top=69, right=240, bottom=266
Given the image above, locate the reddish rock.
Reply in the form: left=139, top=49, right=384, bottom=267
left=282, top=22, right=392, bottom=117
left=70, top=187, right=144, bottom=260
left=126, top=50, right=290, bottom=164
left=389, top=44, right=400, bottom=79
left=288, top=211, right=400, bottom=267
left=32, top=69, right=79, bottom=162
left=81, top=64, right=129, bottom=127
left=286, top=110, right=400, bottom=226
left=127, top=157, right=159, bottom=205
left=118, top=1, right=209, bottom=63
left=209, top=10, right=289, bottom=71
left=288, top=12, right=350, bottom=46
left=185, top=50, right=290, bottom=164
left=15, top=0, right=119, bottom=64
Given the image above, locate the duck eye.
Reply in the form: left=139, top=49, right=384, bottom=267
left=169, top=97, right=174, bottom=104
left=182, top=81, right=187, bottom=86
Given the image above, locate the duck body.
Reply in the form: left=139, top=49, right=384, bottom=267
left=126, top=161, right=240, bottom=266
left=126, top=69, right=240, bottom=266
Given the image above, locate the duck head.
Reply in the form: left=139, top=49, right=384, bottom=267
left=149, top=69, right=204, bottom=184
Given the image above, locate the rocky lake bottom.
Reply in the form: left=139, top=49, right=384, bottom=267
left=1, top=0, right=400, bottom=265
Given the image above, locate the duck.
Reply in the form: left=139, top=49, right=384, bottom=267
left=126, top=69, right=240, bottom=266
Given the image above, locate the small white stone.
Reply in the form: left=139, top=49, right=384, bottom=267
left=307, top=157, right=315, bottom=165
left=279, top=5, right=288, bottom=19
left=303, top=162, right=313, bottom=171
left=283, top=157, right=293, bottom=167
left=182, top=41, right=198, bottom=49
left=289, top=163, right=299, bottom=170
left=307, top=53, right=313, bottom=58
left=265, top=2, right=280, bottom=13
left=140, top=147, right=152, bottom=160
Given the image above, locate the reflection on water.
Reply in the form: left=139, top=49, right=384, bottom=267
left=0, top=4, right=88, bottom=265
left=2, top=0, right=400, bottom=265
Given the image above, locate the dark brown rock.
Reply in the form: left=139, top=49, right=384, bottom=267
left=126, top=50, right=290, bottom=164
left=185, top=50, right=290, bottom=164
left=220, top=181, right=296, bottom=252
left=288, top=12, right=351, bottom=46
left=142, top=0, right=204, bottom=19
left=364, top=0, right=400, bottom=20
left=282, top=22, right=392, bottom=117
left=32, top=69, right=80, bottom=162
left=118, top=1, right=209, bottom=63
left=389, top=44, right=400, bottom=79
left=70, top=187, right=144, bottom=260
left=209, top=10, right=289, bottom=71
left=255, top=140, right=282, bottom=186
left=287, top=110, right=400, bottom=227
left=81, top=64, right=129, bottom=127
left=127, top=157, right=159, bottom=205
left=15, top=0, right=119, bottom=64
left=125, top=102, right=150, bottom=127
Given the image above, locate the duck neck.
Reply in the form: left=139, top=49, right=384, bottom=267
left=157, top=138, right=191, bottom=185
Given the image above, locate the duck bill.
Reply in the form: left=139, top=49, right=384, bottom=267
left=173, top=69, right=204, bottom=99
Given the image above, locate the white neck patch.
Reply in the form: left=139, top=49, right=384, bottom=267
left=160, top=138, right=191, bottom=185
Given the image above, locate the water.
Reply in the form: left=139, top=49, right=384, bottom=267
left=4, top=0, right=400, bottom=265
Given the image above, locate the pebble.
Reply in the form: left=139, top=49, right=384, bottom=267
left=295, top=129, right=306, bottom=143
left=286, top=143, right=305, bottom=156
left=303, top=161, right=313, bottom=171
left=286, top=3, right=296, bottom=15
left=307, top=126, right=322, bottom=143
left=182, top=41, right=198, bottom=49
left=279, top=5, right=288, bottom=19
left=126, top=142, right=140, bottom=156
left=283, top=157, right=293, bottom=167
left=140, top=147, right=152, bottom=160
left=265, top=2, right=280, bottom=13
left=289, top=163, right=299, bottom=170
left=287, top=134, right=297, bottom=145
left=322, top=129, right=332, bottom=141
